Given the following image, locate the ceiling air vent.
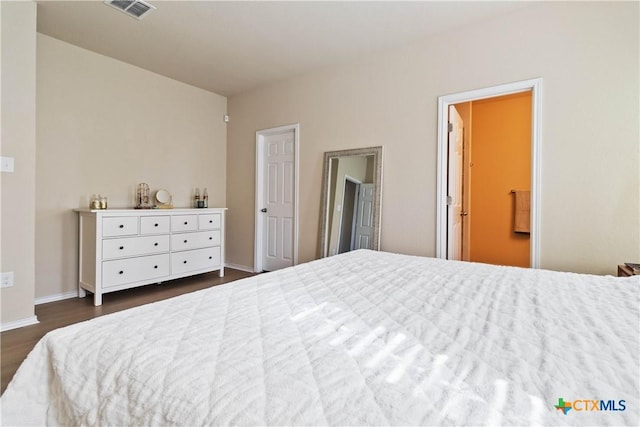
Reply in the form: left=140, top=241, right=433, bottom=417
left=104, top=0, right=156, bottom=20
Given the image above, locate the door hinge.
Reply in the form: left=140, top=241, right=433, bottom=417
left=448, top=122, right=453, bottom=132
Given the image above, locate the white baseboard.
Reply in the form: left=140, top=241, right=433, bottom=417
left=1, top=315, right=39, bottom=332
left=35, top=291, right=78, bottom=305
left=225, top=262, right=254, bottom=273
left=33, top=268, right=249, bottom=308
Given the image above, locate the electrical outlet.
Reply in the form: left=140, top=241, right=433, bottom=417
left=0, top=156, right=14, bottom=173
left=1, top=272, right=14, bottom=288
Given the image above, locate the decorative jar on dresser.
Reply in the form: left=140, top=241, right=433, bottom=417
left=74, top=208, right=226, bottom=306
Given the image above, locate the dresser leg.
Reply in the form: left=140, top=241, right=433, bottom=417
left=219, top=267, right=225, bottom=278
left=94, top=292, right=102, bottom=306
left=78, top=286, right=86, bottom=298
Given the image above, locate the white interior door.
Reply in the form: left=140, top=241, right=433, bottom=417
left=354, top=183, right=374, bottom=250
left=338, top=179, right=358, bottom=254
left=261, top=130, right=295, bottom=271
left=447, top=105, right=464, bottom=260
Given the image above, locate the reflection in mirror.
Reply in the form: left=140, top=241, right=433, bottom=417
left=320, top=147, right=382, bottom=257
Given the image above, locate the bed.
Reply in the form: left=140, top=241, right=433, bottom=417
left=1, top=250, right=638, bottom=426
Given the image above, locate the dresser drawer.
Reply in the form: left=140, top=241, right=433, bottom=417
left=199, top=213, right=221, bottom=230
left=102, top=254, right=169, bottom=288
left=171, top=247, right=220, bottom=275
left=103, top=217, right=138, bottom=237
left=171, top=215, right=198, bottom=232
left=102, top=235, right=170, bottom=260
left=140, top=216, right=170, bottom=235
left=171, top=230, right=220, bottom=252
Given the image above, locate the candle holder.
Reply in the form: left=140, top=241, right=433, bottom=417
left=135, top=183, right=153, bottom=209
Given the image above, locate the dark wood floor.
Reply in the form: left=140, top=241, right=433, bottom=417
left=0, top=268, right=254, bottom=395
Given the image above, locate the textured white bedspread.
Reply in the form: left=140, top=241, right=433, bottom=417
left=2, top=250, right=639, bottom=426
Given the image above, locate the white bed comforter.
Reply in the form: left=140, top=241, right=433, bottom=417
left=2, top=250, right=639, bottom=426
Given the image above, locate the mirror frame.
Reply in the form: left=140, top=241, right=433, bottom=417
left=319, top=146, right=383, bottom=257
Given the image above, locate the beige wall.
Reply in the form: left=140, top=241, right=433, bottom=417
left=227, top=1, right=639, bottom=275
left=35, top=34, right=227, bottom=299
left=1, top=1, right=38, bottom=326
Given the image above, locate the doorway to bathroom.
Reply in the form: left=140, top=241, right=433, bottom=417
left=436, top=79, right=542, bottom=268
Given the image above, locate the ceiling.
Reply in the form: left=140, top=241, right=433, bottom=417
left=37, top=1, right=531, bottom=97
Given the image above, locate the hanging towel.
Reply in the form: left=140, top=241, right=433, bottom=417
left=513, top=190, right=530, bottom=233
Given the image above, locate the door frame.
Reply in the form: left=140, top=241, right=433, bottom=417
left=254, top=123, right=300, bottom=273
left=436, top=78, right=542, bottom=268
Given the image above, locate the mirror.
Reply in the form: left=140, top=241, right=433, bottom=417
left=154, top=189, right=173, bottom=209
left=155, top=189, right=171, bottom=204
left=320, top=146, right=383, bottom=257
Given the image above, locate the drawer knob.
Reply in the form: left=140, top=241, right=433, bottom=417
left=183, top=260, right=187, bottom=264
left=154, top=265, right=158, bottom=269
left=119, top=270, right=124, bottom=275
left=184, top=240, right=188, bottom=243
left=154, top=242, right=158, bottom=246
left=209, top=220, right=213, bottom=223
left=154, top=223, right=159, bottom=227
left=209, top=237, right=212, bottom=240
left=119, top=246, right=124, bottom=250
left=184, top=221, right=188, bottom=225
left=209, top=256, right=212, bottom=259
left=119, top=224, right=124, bottom=229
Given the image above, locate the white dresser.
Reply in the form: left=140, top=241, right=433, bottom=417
left=75, top=208, right=226, bottom=306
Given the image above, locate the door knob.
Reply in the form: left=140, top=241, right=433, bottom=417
left=261, top=208, right=267, bottom=213
left=460, top=211, right=468, bottom=216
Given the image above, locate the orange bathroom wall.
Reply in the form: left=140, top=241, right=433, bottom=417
left=469, top=91, right=531, bottom=267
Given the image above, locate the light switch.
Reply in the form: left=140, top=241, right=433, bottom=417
left=0, top=156, right=14, bottom=173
